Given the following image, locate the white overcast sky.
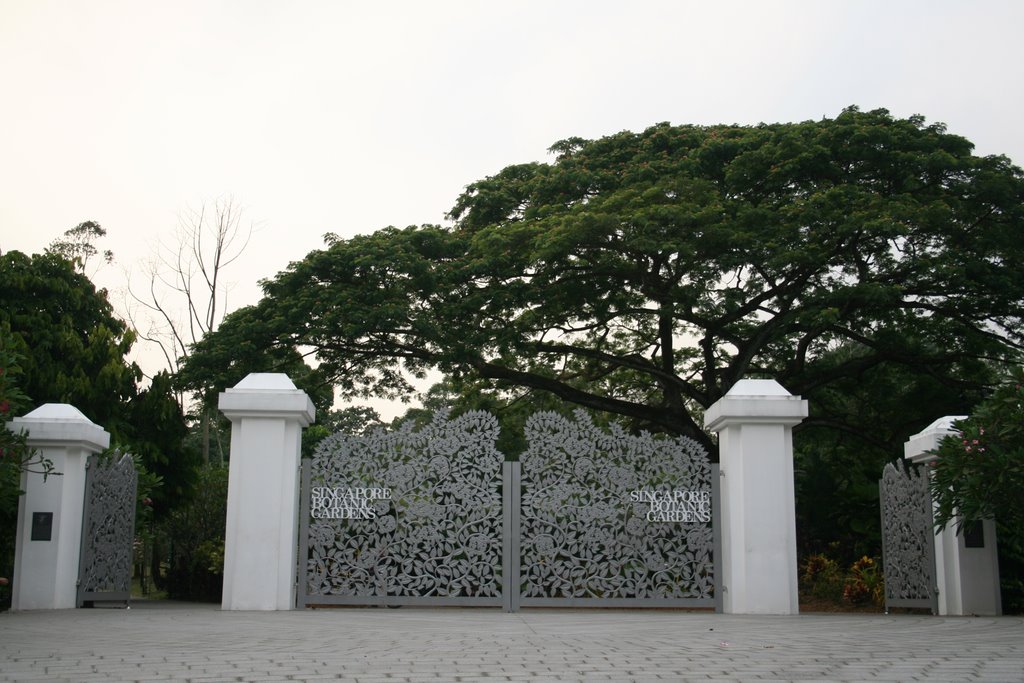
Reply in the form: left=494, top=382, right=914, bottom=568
left=2, top=0, right=1023, bottom=413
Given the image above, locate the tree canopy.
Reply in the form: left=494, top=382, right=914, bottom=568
left=0, top=249, right=198, bottom=509
left=46, top=220, right=114, bottom=273
left=185, top=108, right=1024, bottom=453
left=0, top=250, right=139, bottom=432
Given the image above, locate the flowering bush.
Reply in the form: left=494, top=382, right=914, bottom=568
left=931, top=368, right=1024, bottom=532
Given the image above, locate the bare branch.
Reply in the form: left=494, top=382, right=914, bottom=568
left=124, top=197, right=253, bottom=375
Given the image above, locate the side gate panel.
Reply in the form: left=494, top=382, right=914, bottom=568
left=77, top=451, right=138, bottom=607
left=880, top=461, right=938, bottom=613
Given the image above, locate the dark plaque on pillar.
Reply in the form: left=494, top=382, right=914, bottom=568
left=31, top=512, right=53, bottom=541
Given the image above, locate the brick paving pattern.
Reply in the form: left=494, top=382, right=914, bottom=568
left=1, top=603, right=1022, bottom=682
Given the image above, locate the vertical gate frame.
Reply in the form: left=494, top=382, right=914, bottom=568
left=297, top=462, right=312, bottom=609
left=503, top=461, right=518, bottom=612
left=712, top=463, right=723, bottom=614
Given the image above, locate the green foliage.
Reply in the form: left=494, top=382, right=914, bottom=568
left=0, top=249, right=196, bottom=510
left=842, top=556, right=884, bottom=607
left=998, top=530, right=1024, bottom=614
left=175, top=304, right=333, bottom=415
left=176, top=302, right=332, bottom=467
left=45, top=220, right=113, bottom=271
left=0, top=250, right=141, bottom=433
left=929, top=368, right=1024, bottom=613
left=1, top=247, right=201, bottom=606
left=125, top=372, right=200, bottom=513
left=175, top=110, right=1024, bottom=601
left=931, top=368, right=1024, bottom=532
left=158, top=465, right=229, bottom=602
left=132, top=451, right=162, bottom=533
left=0, top=330, right=57, bottom=502
left=185, top=108, right=1024, bottom=457
left=303, top=405, right=385, bottom=457
left=800, top=552, right=884, bottom=609
left=795, top=350, right=993, bottom=558
left=0, top=333, right=56, bottom=607
left=395, top=378, right=617, bottom=461
left=801, top=553, right=844, bottom=603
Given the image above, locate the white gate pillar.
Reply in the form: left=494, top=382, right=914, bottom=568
left=7, top=404, right=110, bottom=610
left=704, top=379, right=807, bottom=614
left=219, top=373, right=314, bottom=610
left=904, top=417, right=1001, bottom=616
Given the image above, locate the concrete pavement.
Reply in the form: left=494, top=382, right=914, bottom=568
left=1, top=603, right=1022, bottom=682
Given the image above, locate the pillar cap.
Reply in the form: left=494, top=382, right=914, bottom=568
left=904, top=415, right=967, bottom=465
left=704, top=379, right=808, bottom=432
left=7, top=403, right=110, bottom=452
left=219, top=373, right=316, bottom=426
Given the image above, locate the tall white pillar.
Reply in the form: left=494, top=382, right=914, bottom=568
left=904, top=417, right=1001, bottom=616
left=8, top=404, right=110, bottom=610
left=219, top=373, right=314, bottom=610
left=704, top=379, right=807, bottom=614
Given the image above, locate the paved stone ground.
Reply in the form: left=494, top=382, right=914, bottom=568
left=1, top=603, right=1022, bottom=682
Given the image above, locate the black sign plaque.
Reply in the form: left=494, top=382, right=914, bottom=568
left=31, top=512, right=54, bottom=541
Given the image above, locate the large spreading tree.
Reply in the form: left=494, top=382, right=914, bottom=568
left=185, top=107, right=1024, bottom=455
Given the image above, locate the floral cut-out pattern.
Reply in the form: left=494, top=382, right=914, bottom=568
left=520, top=411, right=715, bottom=600
left=304, top=410, right=503, bottom=599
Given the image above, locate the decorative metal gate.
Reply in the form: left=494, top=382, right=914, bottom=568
left=511, top=411, right=718, bottom=609
left=298, top=410, right=719, bottom=610
left=77, top=451, right=138, bottom=607
left=298, top=410, right=508, bottom=608
left=879, top=461, right=938, bottom=613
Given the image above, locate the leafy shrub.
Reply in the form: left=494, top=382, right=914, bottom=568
left=801, top=552, right=884, bottom=608
left=0, top=335, right=55, bottom=610
left=932, top=368, right=1024, bottom=613
left=800, top=553, right=844, bottom=603
left=931, top=368, right=1024, bottom=532
left=842, top=556, right=884, bottom=606
left=158, top=465, right=228, bottom=602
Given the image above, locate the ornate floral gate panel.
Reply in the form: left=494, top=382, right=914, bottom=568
left=298, top=410, right=509, bottom=608
left=76, top=451, right=138, bottom=607
left=299, top=409, right=719, bottom=611
left=511, top=411, right=719, bottom=609
left=879, top=461, right=938, bottom=613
